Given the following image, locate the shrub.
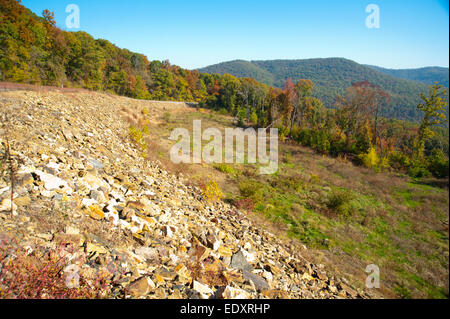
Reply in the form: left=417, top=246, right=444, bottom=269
left=427, top=149, right=449, bottom=178
left=249, top=111, right=258, bottom=126
left=238, top=180, right=263, bottom=199
left=129, top=125, right=148, bottom=158
left=326, top=188, right=354, bottom=217
left=202, top=179, right=223, bottom=203
left=213, top=163, right=236, bottom=175
left=408, top=160, right=431, bottom=178
left=358, top=147, right=379, bottom=168
left=234, top=198, right=255, bottom=211
left=0, top=242, right=111, bottom=299
left=389, top=152, right=410, bottom=171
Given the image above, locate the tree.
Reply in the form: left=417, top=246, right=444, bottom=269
left=336, top=81, right=390, bottom=153
left=294, top=79, right=314, bottom=131
left=413, top=83, right=448, bottom=159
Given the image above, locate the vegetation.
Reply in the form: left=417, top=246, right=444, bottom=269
left=198, top=58, right=449, bottom=122
left=0, top=0, right=208, bottom=101
left=199, top=73, right=448, bottom=179
left=0, top=240, right=111, bottom=298
left=147, top=105, right=449, bottom=298
left=366, top=65, right=449, bottom=88
left=201, top=178, right=223, bottom=203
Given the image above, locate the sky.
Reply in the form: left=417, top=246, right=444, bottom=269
left=22, top=0, right=449, bottom=70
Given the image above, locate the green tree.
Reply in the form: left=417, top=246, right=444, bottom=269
left=413, top=83, right=448, bottom=159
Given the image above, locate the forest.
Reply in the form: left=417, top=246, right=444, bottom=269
left=198, top=58, right=449, bottom=122
left=1, top=0, right=448, bottom=179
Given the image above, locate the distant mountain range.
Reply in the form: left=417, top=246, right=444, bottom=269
left=198, top=58, right=449, bottom=121
left=365, top=65, right=449, bottom=87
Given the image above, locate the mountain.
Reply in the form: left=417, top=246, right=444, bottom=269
left=365, top=65, right=449, bottom=87
left=198, top=58, right=448, bottom=122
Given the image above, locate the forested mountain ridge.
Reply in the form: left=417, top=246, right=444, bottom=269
left=0, top=0, right=208, bottom=102
left=365, top=65, right=449, bottom=87
left=198, top=58, right=448, bottom=121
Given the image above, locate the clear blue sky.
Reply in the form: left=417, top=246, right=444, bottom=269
left=22, top=0, right=449, bottom=70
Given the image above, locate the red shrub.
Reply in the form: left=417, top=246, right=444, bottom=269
left=234, top=198, right=255, bottom=211
left=0, top=240, right=112, bottom=299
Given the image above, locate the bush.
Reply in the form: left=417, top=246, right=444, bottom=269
left=0, top=242, right=111, bottom=299
left=249, top=111, right=258, bottom=126
left=213, top=163, right=236, bottom=175
left=129, top=125, right=148, bottom=158
left=238, top=180, right=263, bottom=199
left=202, top=179, right=223, bottom=203
left=427, top=149, right=449, bottom=178
left=358, top=147, right=379, bottom=168
left=389, top=152, right=410, bottom=171
left=408, top=160, right=431, bottom=178
left=326, top=188, right=354, bottom=217
left=234, top=198, right=255, bottom=211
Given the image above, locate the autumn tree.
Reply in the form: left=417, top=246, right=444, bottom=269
left=413, top=83, right=448, bottom=159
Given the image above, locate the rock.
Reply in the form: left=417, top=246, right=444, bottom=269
left=119, top=207, right=135, bottom=221
left=14, top=172, right=34, bottom=188
left=52, top=194, right=63, bottom=201
left=126, top=201, right=145, bottom=211
left=338, top=282, right=358, bottom=298
left=206, top=233, right=220, bottom=251
left=36, top=233, right=54, bottom=241
left=89, top=190, right=106, bottom=203
left=192, top=244, right=210, bottom=261
left=193, top=280, right=214, bottom=298
left=53, top=233, right=83, bottom=247
left=0, top=198, right=17, bottom=212
left=88, top=158, right=105, bottom=170
left=85, top=205, right=105, bottom=220
left=134, top=247, right=159, bottom=262
left=243, top=270, right=270, bottom=291
left=218, top=246, right=233, bottom=257
left=222, top=286, right=251, bottom=299
left=65, top=226, right=80, bottom=235
left=34, top=170, right=72, bottom=193
left=127, top=277, right=154, bottom=297
left=314, top=269, right=328, bottom=281
left=231, top=250, right=254, bottom=272
left=86, top=242, right=108, bottom=255
left=162, top=225, right=173, bottom=237
left=155, top=266, right=177, bottom=281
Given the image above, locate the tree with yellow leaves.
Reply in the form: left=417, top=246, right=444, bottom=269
left=414, top=83, right=448, bottom=160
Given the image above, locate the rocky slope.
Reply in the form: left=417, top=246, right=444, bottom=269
left=0, top=88, right=369, bottom=299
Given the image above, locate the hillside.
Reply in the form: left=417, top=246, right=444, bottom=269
left=198, top=58, right=448, bottom=121
left=0, top=0, right=207, bottom=102
left=366, top=65, right=449, bottom=88
left=0, top=85, right=371, bottom=299
left=1, top=85, right=448, bottom=299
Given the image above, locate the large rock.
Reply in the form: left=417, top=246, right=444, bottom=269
left=127, top=277, right=155, bottom=297
left=231, top=250, right=254, bottom=272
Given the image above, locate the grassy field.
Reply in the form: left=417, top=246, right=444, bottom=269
left=125, top=104, right=449, bottom=299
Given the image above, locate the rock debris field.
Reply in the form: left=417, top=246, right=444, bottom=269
left=0, top=89, right=368, bottom=299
